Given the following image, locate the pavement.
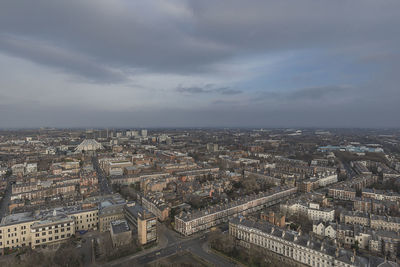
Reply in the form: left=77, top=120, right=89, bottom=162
left=103, top=225, right=239, bottom=267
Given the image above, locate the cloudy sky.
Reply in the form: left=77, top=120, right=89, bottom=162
left=0, top=0, right=399, bottom=128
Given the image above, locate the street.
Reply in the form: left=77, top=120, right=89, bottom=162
left=92, top=156, right=113, bottom=195
left=105, top=225, right=239, bottom=267
left=0, top=180, right=12, bottom=220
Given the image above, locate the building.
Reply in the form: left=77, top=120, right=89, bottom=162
left=175, top=186, right=297, bottom=236
left=110, top=220, right=131, bottom=247
left=207, top=143, right=218, bottom=153
left=139, top=194, right=170, bottom=222
left=328, top=187, right=356, bottom=201
left=229, top=218, right=386, bottom=267
left=99, top=199, right=126, bottom=232
left=313, top=221, right=337, bottom=239
left=70, top=208, right=99, bottom=231
left=124, top=203, right=157, bottom=245
left=31, top=210, right=74, bottom=249
left=260, top=211, right=285, bottom=228
left=281, top=202, right=335, bottom=222
left=371, top=215, right=400, bottom=232
left=318, top=173, right=338, bottom=187
left=75, top=139, right=103, bottom=152
left=0, top=209, right=75, bottom=251
left=341, top=211, right=370, bottom=227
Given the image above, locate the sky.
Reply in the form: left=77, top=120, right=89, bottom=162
left=0, top=0, right=399, bottom=128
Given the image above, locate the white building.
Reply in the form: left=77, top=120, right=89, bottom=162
left=230, top=218, right=386, bottom=267
left=313, top=221, right=337, bottom=239
left=75, top=139, right=103, bottom=152
left=318, top=173, right=338, bottom=187
left=282, top=202, right=335, bottom=222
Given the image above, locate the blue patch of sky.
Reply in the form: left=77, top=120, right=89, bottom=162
left=233, top=49, right=376, bottom=94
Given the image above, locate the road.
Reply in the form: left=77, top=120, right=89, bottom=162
left=92, top=156, right=113, bottom=195
left=0, top=180, right=12, bottom=220
left=105, top=225, right=239, bottom=267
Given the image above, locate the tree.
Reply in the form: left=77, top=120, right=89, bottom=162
left=241, top=176, right=260, bottom=194
left=53, top=241, right=84, bottom=267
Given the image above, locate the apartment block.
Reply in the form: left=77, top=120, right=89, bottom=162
left=175, top=186, right=297, bottom=236
left=124, top=203, right=157, bottom=245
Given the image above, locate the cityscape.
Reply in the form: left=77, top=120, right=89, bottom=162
left=1, top=1, right=400, bottom=267
left=0, top=128, right=399, bottom=267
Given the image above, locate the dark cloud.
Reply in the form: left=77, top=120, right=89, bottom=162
left=249, top=86, right=353, bottom=104
left=0, top=0, right=399, bottom=78
left=0, top=35, right=126, bottom=83
left=177, top=85, right=242, bottom=95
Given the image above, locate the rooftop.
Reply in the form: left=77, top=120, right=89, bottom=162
left=111, top=219, right=130, bottom=234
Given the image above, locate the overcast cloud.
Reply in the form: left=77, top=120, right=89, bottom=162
left=0, top=0, right=399, bottom=128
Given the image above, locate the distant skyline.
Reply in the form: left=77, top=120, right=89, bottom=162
left=1, top=1, right=400, bottom=128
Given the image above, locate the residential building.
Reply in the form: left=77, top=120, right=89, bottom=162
left=175, top=186, right=297, bottom=236
left=124, top=203, right=157, bottom=245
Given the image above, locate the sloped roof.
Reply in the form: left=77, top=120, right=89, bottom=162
left=75, top=139, right=103, bottom=151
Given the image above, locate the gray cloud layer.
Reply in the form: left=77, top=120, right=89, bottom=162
left=0, top=0, right=399, bottom=128
left=177, top=85, right=242, bottom=95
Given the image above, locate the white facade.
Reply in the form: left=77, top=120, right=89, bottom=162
left=318, top=174, right=338, bottom=187
left=313, top=222, right=337, bottom=239
left=283, top=202, right=334, bottom=222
